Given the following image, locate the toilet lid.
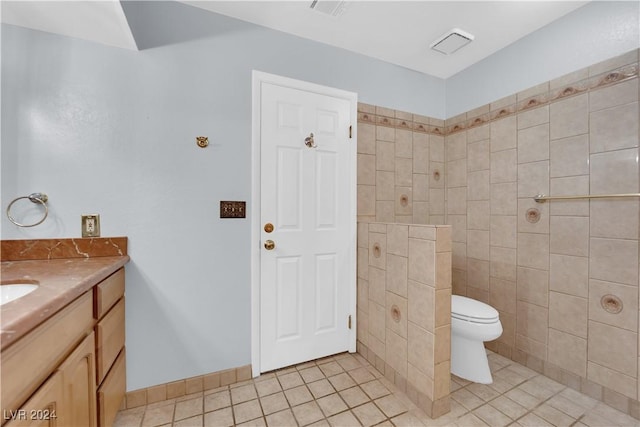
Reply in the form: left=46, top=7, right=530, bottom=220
left=451, top=295, right=500, bottom=324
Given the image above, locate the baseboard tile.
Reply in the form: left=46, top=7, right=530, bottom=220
left=123, top=364, right=252, bottom=409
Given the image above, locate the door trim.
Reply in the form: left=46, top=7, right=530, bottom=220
left=251, top=71, right=358, bottom=377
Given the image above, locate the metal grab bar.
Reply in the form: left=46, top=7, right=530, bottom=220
left=534, top=193, right=640, bottom=203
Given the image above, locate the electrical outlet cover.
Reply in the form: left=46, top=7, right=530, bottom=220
left=81, top=214, right=100, bottom=237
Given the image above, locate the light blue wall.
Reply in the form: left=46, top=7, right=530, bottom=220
left=123, top=1, right=446, bottom=119
left=0, top=1, right=442, bottom=391
left=446, top=1, right=640, bottom=117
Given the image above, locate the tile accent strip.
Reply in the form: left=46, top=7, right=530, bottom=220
left=445, top=63, right=638, bottom=135
left=358, top=62, right=639, bottom=137
left=123, top=364, right=252, bottom=409
left=357, top=104, right=446, bottom=136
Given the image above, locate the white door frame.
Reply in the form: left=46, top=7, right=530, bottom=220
left=251, top=70, right=358, bottom=377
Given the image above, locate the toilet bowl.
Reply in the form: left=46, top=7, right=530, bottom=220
left=450, top=295, right=503, bottom=384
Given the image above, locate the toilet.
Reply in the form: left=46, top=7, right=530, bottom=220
left=450, top=295, right=503, bottom=384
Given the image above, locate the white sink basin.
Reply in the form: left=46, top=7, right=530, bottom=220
left=0, top=283, right=39, bottom=306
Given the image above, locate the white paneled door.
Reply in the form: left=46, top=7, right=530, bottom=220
left=258, top=78, right=356, bottom=373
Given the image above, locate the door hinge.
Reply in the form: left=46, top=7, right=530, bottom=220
left=348, top=315, right=352, bottom=329
left=349, top=125, right=352, bottom=139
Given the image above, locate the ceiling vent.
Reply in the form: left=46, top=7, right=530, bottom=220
left=430, top=28, right=474, bottom=55
left=309, top=0, right=349, bottom=17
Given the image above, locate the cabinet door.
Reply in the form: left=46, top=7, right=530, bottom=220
left=1, top=292, right=93, bottom=415
left=3, top=371, right=65, bottom=427
left=59, top=333, right=97, bottom=427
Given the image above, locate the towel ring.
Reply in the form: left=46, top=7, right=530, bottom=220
left=7, top=193, right=49, bottom=227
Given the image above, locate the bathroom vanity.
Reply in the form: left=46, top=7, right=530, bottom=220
left=0, top=238, right=129, bottom=427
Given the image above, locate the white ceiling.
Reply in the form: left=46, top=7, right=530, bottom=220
left=1, top=1, right=138, bottom=50
left=1, top=1, right=588, bottom=79
left=186, top=1, right=588, bottom=78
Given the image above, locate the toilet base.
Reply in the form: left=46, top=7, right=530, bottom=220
left=451, top=334, right=493, bottom=384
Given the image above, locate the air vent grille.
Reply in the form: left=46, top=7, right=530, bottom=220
left=310, top=0, right=348, bottom=17
left=430, top=28, right=474, bottom=55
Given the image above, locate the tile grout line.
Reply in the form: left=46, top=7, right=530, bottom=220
left=571, top=414, right=586, bottom=427
left=458, top=360, right=597, bottom=427
left=253, top=356, right=407, bottom=426
left=120, top=351, right=639, bottom=427
left=453, top=363, right=547, bottom=423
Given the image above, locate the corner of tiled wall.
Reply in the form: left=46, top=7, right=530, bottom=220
left=356, top=47, right=640, bottom=420
left=355, top=222, right=452, bottom=418
left=450, top=48, right=640, bottom=418
left=356, top=102, right=445, bottom=226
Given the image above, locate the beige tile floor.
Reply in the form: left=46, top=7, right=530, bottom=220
left=114, top=351, right=640, bottom=427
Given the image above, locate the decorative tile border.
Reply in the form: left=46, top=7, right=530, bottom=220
left=123, top=364, right=252, bottom=409
left=357, top=104, right=446, bottom=136
left=445, top=62, right=638, bottom=135
left=1, top=237, right=128, bottom=261
left=358, top=60, right=638, bottom=138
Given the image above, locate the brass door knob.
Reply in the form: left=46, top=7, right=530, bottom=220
left=264, top=240, right=275, bottom=250
left=264, top=223, right=274, bottom=233
left=305, top=133, right=316, bottom=148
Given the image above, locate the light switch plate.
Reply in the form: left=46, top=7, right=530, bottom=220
left=220, top=201, right=246, bottom=218
left=81, top=214, right=100, bottom=237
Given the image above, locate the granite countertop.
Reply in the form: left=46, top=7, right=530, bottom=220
left=1, top=255, right=129, bottom=349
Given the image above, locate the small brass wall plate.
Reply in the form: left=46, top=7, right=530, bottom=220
left=81, top=214, right=100, bottom=238
left=220, top=201, right=246, bottom=218
left=196, top=136, right=209, bottom=148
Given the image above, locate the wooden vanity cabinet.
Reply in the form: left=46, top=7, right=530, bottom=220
left=1, top=292, right=93, bottom=427
left=4, top=371, right=65, bottom=427
left=1, top=267, right=126, bottom=427
left=59, top=332, right=97, bottom=427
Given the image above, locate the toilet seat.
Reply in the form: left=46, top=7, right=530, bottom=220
left=452, top=295, right=499, bottom=324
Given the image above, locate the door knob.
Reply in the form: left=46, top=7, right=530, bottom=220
left=305, top=133, right=316, bottom=148
left=264, top=240, right=276, bottom=250
left=264, top=223, right=274, bottom=233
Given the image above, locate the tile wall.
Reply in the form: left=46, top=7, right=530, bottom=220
left=356, top=106, right=446, bottom=225
left=356, top=49, right=640, bottom=418
left=444, top=49, right=640, bottom=416
left=355, top=222, right=452, bottom=418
